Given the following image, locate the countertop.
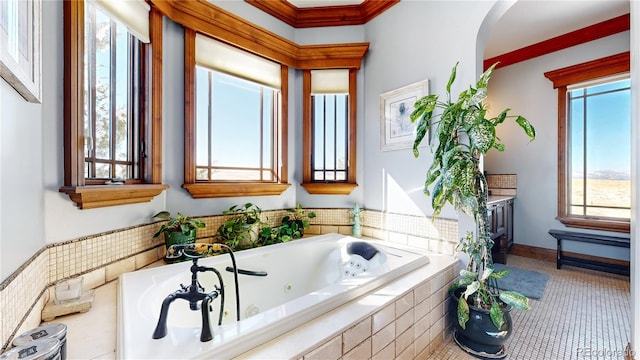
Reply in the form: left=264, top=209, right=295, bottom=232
left=487, top=195, right=515, bottom=204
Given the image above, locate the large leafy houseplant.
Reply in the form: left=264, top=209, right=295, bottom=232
left=411, top=62, right=535, bottom=330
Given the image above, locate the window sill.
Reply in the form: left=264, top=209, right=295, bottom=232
left=183, top=182, right=291, bottom=198
left=557, top=216, right=630, bottom=233
left=301, top=182, right=358, bottom=195
left=59, top=184, right=169, bottom=209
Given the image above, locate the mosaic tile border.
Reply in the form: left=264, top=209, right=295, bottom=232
left=486, top=174, right=517, bottom=189
left=0, top=207, right=459, bottom=352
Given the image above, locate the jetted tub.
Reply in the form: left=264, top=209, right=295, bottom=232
left=117, top=233, right=430, bottom=359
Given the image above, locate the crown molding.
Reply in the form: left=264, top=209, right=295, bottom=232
left=245, top=0, right=399, bottom=28
left=151, top=0, right=369, bottom=69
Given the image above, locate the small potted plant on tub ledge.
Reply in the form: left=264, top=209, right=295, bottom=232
left=216, top=203, right=265, bottom=250
left=152, top=211, right=206, bottom=261
left=259, top=204, right=316, bottom=246
left=410, top=62, right=535, bottom=358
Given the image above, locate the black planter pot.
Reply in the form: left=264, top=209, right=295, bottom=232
left=448, top=287, right=512, bottom=359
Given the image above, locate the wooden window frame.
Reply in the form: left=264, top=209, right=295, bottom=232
left=544, top=52, right=630, bottom=233
left=150, top=0, right=368, bottom=198
left=183, top=28, right=290, bottom=198
left=302, top=69, right=358, bottom=195
left=60, top=1, right=167, bottom=209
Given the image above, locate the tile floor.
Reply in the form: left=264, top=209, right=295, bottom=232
left=429, top=255, right=631, bottom=360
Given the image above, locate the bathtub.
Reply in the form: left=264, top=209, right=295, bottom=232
left=117, top=233, right=430, bottom=359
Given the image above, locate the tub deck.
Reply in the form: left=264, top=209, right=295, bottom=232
left=117, top=235, right=458, bottom=359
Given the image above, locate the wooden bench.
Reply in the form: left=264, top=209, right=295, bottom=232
left=548, top=230, right=630, bottom=276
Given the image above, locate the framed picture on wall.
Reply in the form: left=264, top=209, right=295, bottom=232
left=379, top=79, right=429, bottom=151
left=0, top=0, right=42, bottom=103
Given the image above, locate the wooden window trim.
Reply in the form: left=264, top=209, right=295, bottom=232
left=544, top=52, right=630, bottom=233
left=60, top=2, right=167, bottom=209
left=155, top=1, right=368, bottom=198
left=302, top=69, right=358, bottom=195
left=183, top=29, right=290, bottom=198
left=150, top=0, right=369, bottom=70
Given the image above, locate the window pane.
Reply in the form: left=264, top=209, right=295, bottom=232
left=313, top=96, right=325, bottom=171
left=195, top=67, right=210, bottom=167
left=324, top=96, right=336, bottom=170
left=336, top=95, right=347, bottom=170
left=569, top=96, right=584, bottom=209
left=262, top=91, right=273, bottom=169
left=95, top=163, right=111, bottom=178
left=114, top=25, right=129, bottom=162
left=212, top=73, right=262, bottom=168
left=567, top=79, right=630, bottom=220
left=311, top=94, right=349, bottom=181
left=195, top=69, right=279, bottom=182
left=94, top=11, right=111, bottom=160
left=84, top=3, right=139, bottom=180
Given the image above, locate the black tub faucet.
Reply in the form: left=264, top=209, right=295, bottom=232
left=152, top=244, right=225, bottom=342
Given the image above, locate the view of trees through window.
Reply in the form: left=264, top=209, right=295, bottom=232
left=568, top=78, right=631, bottom=219
left=195, top=68, right=279, bottom=181
left=84, top=4, right=139, bottom=180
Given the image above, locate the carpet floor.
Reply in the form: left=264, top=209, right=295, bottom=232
left=428, top=255, right=631, bottom=359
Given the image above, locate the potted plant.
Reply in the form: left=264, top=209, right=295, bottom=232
left=259, top=204, right=316, bottom=245
left=152, top=211, right=206, bottom=252
left=411, top=62, right=535, bottom=357
left=216, top=203, right=265, bottom=250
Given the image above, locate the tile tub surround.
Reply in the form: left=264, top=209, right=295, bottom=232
left=239, top=254, right=459, bottom=360
left=0, top=207, right=459, bottom=352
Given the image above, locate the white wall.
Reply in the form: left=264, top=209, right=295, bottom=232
left=0, top=74, right=45, bottom=280
left=3, top=1, right=510, bottom=281
left=6, top=0, right=625, bottom=279
left=40, top=1, right=165, bottom=248
left=484, top=31, right=631, bottom=260
left=361, top=1, right=497, bottom=222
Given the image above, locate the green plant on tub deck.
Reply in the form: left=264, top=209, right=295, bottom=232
left=217, top=203, right=265, bottom=250
left=152, top=211, right=206, bottom=250
left=411, top=62, right=535, bottom=356
left=260, top=204, right=316, bottom=245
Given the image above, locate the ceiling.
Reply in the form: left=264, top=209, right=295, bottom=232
left=288, top=0, right=364, bottom=7
left=255, top=0, right=630, bottom=60
left=485, top=0, right=630, bottom=58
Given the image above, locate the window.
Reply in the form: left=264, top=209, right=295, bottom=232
left=183, top=31, right=289, bottom=198
left=567, top=78, right=630, bottom=219
left=545, top=52, right=630, bottom=232
left=160, top=0, right=368, bottom=198
left=195, top=69, right=280, bottom=182
left=83, top=5, right=141, bottom=182
left=302, top=69, right=358, bottom=195
left=61, top=0, right=167, bottom=209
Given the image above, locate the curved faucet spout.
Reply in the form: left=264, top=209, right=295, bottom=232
left=152, top=292, right=178, bottom=339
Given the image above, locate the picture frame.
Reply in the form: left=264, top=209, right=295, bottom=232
left=0, top=0, right=42, bottom=103
left=380, top=79, right=429, bottom=151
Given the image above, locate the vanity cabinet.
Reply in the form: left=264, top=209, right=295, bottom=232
left=487, top=197, right=514, bottom=264
left=505, top=198, right=514, bottom=250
